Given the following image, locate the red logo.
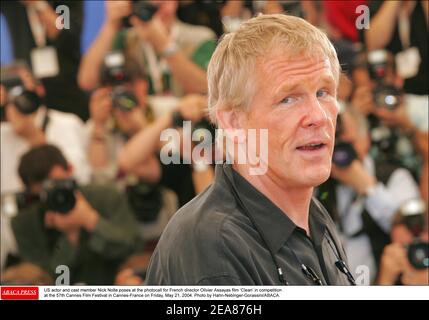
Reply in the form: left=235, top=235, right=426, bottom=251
left=1, top=286, right=39, bottom=300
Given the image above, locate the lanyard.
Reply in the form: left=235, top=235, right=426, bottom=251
left=27, top=6, right=46, bottom=48
left=142, top=23, right=179, bottom=95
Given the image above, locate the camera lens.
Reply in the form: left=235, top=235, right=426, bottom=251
left=332, top=142, right=357, bottom=168
left=408, top=241, right=429, bottom=270
left=111, top=87, right=138, bottom=112
left=42, top=179, right=77, bottom=214
left=13, top=90, right=41, bottom=114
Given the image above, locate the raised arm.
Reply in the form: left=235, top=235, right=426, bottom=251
left=77, top=1, right=131, bottom=91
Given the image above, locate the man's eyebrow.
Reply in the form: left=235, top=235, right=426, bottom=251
left=319, top=75, right=336, bottom=87
left=274, top=74, right=336, bottom=97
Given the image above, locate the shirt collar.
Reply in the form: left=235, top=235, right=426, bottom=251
left=218, top=163, right=328, bottom=253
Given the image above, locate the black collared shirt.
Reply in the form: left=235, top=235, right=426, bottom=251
left=146, top=164, right=352, bottom=285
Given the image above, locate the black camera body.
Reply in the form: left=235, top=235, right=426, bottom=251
left=373, top=84, right=401, bottom=111
left=1, top=75, right=41, bottom=114
left=398, top=199, right=429, bottom=270
left=367, top=50, right=401, bottom=110
left=41, top=178, right=77, bottom=214
left=332, top=115, right=357, bottom=168
left=121, top=1, right=158, bottom=28
left=16, top=178, right=77, bottom=214
left=126, top=179, right=162, bottom=223
left=132, top=1, right=158, bottom=22
left=100, top=51, right=139, bottom=112
left=408, top=240, right=429, bottom=270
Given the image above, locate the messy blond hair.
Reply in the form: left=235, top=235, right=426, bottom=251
left=207, top=14, right=340, bottom=124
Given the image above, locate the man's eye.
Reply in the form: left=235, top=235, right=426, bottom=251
left=280, top=96, right=297, bottom=105
left=316, top=90, right=330, bottom=98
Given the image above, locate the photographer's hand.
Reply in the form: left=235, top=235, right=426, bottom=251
left=178, top=94, right=208, bottom=123
left=374, top=103, right=415, bottom=133
left=129, top=16, right=208, bottom=94
left=331, top=160, right=377, bottom=196
left=77, top=1, right=131, bottom=91
left=44, top=191, right=100, bottom=235
left=350, top=85, right=376, bottom=116
left=378, top=243, right=408, bottom=285
left=105, top=0, right=132, bottom=29
left=90, top=88, right=112, bottom=129
left=130, top=15, right=170, bottom=54
left=402, top=266, right=429, bottom=285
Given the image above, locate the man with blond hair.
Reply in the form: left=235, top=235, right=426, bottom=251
left=146, top=14, right=355, bottom=285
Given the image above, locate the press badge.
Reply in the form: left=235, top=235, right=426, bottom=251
left=30, top=46, right=60, bottom=78
left=395, top=47, right=421, bottom=79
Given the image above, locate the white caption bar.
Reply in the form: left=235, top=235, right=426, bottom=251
left=36, top=286, right=429, bottom=300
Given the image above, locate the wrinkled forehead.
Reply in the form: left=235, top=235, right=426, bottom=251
left=253, top=48, right=336, bottom=96
left=257, top=46, right=334, bottom=81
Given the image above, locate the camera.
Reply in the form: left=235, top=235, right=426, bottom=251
left=100, top=52, right=139, bottom=112
left=126, top=179, right=163, bottom=223
left=373, top=84, right=402, bottom=111
left=121, top=1, right=159, bottom=28
left=398, top=199, right=429, bottom=270
left=132, top=1, right=158, bottom=22
left=367, top=50, right=401, bottom=110
left=332, top=114, right=357, bottom=168
left=42, top=178, right=77, bottom=214
left=1, top=74, right=41, bottom=114
left=16, top=178, right=77, bottom=214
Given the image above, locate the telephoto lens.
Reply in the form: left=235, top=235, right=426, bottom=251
left=41, top=178, right=77, bottom=214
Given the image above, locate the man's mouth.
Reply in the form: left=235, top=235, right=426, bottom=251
left=296, top=142, right=326, bottom=151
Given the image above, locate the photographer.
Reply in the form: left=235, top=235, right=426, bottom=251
left=0, top=1, right=89, bottom=120
left=11, top=145, right=140, bottom=285
left=1, top=62, right=90, bottom=195
left=351, top=50, right=428, bottom=204
left=78, top=0, right=216, bottom=96
left=87, top=51, right=154, bottom=184
left=364, top=1, right=427, bottom=96
left=117, top=93, right=215, bottom=198
left=378, top=199, right=428, bottom=285
left=87, top=51, right=213, bottom=242
left=317, top=104, right=420, bottom=283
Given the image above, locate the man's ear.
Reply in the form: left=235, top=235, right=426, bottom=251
left=216, top=108, right=240, bottom=130
left=216, top=108, right=247, bottom=144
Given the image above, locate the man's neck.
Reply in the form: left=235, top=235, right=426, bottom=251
left=233, top=164, right=313, bottom=235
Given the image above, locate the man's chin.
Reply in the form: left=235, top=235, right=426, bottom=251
left=300, top=166, right=331, bottom=187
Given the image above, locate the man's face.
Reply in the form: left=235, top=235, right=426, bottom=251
left=241, top=50, right=339, bottom=189
left=28, top=165, right=72, bottom=194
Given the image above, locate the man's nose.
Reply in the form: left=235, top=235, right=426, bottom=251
left=302, top=97, right=331, bottom=128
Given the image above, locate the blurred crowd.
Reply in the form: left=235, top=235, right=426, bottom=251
left=0, top=0, right=428, bottom=285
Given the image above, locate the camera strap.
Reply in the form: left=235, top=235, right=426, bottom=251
left=41, top=108, right=50, bottom=133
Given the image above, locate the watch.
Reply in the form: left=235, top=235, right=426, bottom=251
left=161, top=42, right=179, bottom=58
